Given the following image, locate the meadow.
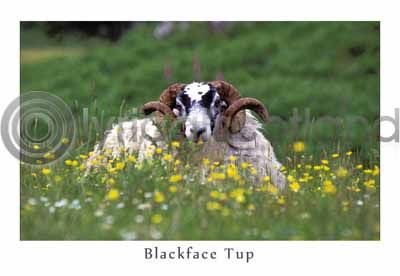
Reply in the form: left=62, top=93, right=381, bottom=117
left=20, top=22, right=380, bottom=240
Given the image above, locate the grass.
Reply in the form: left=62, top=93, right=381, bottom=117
left=20, top=22, right=380, bottom=240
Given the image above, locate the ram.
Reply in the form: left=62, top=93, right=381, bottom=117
left=86, top=81, right=286, bottom=188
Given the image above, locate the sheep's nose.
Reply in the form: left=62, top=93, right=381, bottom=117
left=196, top=128, right=206, bottom=138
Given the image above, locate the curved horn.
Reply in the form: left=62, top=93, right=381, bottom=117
left=141, top=101, right=176, bottom=118
left=224, top=98, right=269, bottom=131
left=159, top=83, right=186, bottom=107
left=209, top=80, right=241, bottom=105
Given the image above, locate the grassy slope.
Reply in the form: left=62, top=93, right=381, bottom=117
left=20, top=22, right=380, bottom=240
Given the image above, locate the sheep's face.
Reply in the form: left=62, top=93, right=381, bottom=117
left=173, top=82, right=226, bottom=142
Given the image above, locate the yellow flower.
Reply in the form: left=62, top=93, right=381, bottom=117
left=293, top=141, right=305, bottom=153
left=41, top=168, right=52, bottom=175
left=323, top=180, right=336, bottom=194
left=44, top=152, right=55, bottom=160
left=240, top=162, right=251, bottom=169
left=71, top=160, right=79, bottom=167
left=154, top=191, right=165, bottom=203
left=363, top=169, right=372, bottom=174
left=128, top=155, right=137, bottom=162
left=168, top=185, right=177, bottom=193
left=356, top=164, right=363, bottom=169
left=267, top=184, right=278, bottom=195
left=313, top=165, right=322, bottom=171
left=155, top=148, right=163, bottom=154
left=151, top=214, right=163, bottom=224
left=202, top=158, right=210, bottom=166
left=229, top=155, right=237, bottom=162
left=210, top=172, right=226, bottom=180
left=227, top=164, right=239, bottom=179
left=289, top=181, right=300, bottom=192
left=277, top=196, right=285, bottom=205
left=79, top=154, right=88, bottom=160
left=107, top=178, right=116, bottom=185
left=163, top=154, right=172, bottom=162
left=346, top=151, right=353, bottom=156
left=332, top=153, right=339, bottom=158
left=210, top=190, right=220, bottom=199
left=169, top=174, right=183, bottom=183
left=54, top=175, right=62, bottom=182
left=249, top=167, right=257, bottom=175
left=33, top=144, right=40, bottom=150
left=65, top=159, right=72, bottom=166
left=230, top=188, right=246, bottom=203
left=263, top=176, right=271, bottom=182
left=206, top=201, right=221, bottom=211
left=372, top=166, right=380, bottom=176
left=287, top=175, right=296, bottom=182
left=174, top=159, right=181, bottom=166
left=336, top=167, right=348, bottom=178
left=31, top=172, right=37, bottom=178
left=321, top=159, right=329, bottom=165
left=115, top=162, right=125, bottom=170
left=106, top=188, right=120, bottom=201
left=171, top=141, right=180, bottom=148
left=364, top=179, right=376, bottom=189
left=61, top=137, right=69, bottom=145
left=79, top=164, right=86, bottom=171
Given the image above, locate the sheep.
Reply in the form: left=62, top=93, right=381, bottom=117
left=86, top=81, right=286, bottom=189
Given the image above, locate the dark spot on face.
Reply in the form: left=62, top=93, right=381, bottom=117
left=177, top=93, right=192, bottom=113
left=200, top=89, right=215, bottom=108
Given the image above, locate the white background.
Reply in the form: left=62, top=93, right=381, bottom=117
left=0, top=1, right=399, bottom=275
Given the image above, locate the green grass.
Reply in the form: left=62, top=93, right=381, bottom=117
left=20, top=22, right=380, bottom=240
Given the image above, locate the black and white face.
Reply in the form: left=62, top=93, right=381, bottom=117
left=173, top=82, right=227, bottom=142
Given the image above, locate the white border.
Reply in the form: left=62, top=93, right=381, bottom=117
left=1, top=1, right=399, bottom=275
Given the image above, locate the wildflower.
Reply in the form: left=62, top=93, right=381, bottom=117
left=44, top=152, right=55, bottom=160
left=151, top=214, right=163, bottom=224
left=41, top=168, right=52, bottom=175
left=210, top=172, right=226, bottom=180
left=305, top=164, right=312, bottom=170
left=168, top=185, right=177, bottom=193
left=336, top=167, right=348, bottom=178
left=356, top=164, right=363, bottom=169
left=79, top=154, right=88, bottom=160
left=289, top=181, right=301, bottom=193
left=154, top=191, right=165, bottom=203
left=267, top=184, right=278, bottom=195
left=323, top=180, right=336, bottom=194
left=33, top=144, right=40, bottom=150
left=115, top=162, right=125, bottom=170
left=61, top=137, right=70, bottom=145
left=247, top=204, right=256, bottom=211
left=332, top=153, right=339, bottom=158
left=107, top=178, right=116, bottom=185
left=171, top=141, right=180, bottom=148
left=230, top=188, right=246, bottom=203
left=346, top=151, right=353, bottom=156
left=210, top=190, right=220, bottom=199
left=287, top=175, right=296, bottom=182
left=31, top=172, right=37, bottom=177
left=372, top=166, right=380, bottom=176
left=64, top=159, right=72, bottom=166
left=128, top=155, right=137, bottom=162
left=263, top=176, right=271, bottom=182
left=241, top=162, right=251, bottom=169
left=169, top=174, right=183, bottom=183
left=313, top=165, right=322, bottom=171
left=321, top=159, right=329, bottom=165
left=277, top=196, right=285, bottom=205
left=163, top=154, right=172, bottom=162
left=155, top=148, right=163, bottom=154
left=364, top=179, right=376, bottom=190
left=293, top=141, right=305, bottom=153
left=249, top=167, right=257, bottom=175
left=202, top=158, right=210, bottom=166
left=206, top=201, right=221, bottom=211
left=79, top=164, right=86, bottom=171
left=227, top=164, right=239, bottom=179
left=71, top=160, right=79, bottom=167
left=229, top=155, right=237, bottom=162
left=174, top=159, right=181, bottom=166
left=106, top=189, right=120, bottom=201
left=363, top=169, right=373, bottom=174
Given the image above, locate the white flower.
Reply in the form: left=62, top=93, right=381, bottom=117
left=54, top=199, right=68, bottom=208
left=135, top=215, right=144, bottom=223
left=28, top=198, right=37, bottom=205
left=120, top=231, right=137, bottom=240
